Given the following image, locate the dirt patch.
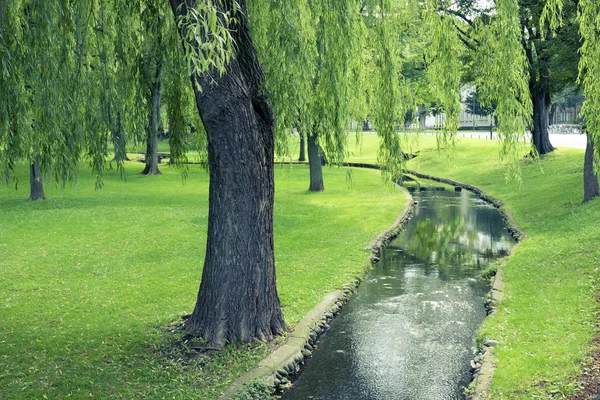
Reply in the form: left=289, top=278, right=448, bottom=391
left=571, top=292, right=600, bottom=400
left=571, top=337, right=600, bottom=399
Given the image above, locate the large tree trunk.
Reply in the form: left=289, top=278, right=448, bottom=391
left=307, top=132, right=325, bottom=191
left=583, top=131, right=599, bottom=203
left=298, top=130, right=306, bottom=162
left=29, top=155, right=46, bottom=201
left=170, top=0, right=285, bottom=346
left=530, top=80, right=554, bottom=155
left=142, top=72, right=162, bottom=175
left=112, top=112, right=130, bottom=162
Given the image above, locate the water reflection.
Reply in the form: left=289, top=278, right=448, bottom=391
left=282, top=191, right=515, bottom=400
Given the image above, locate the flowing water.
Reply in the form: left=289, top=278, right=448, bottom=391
left=281, top=190, right=515, bottom=400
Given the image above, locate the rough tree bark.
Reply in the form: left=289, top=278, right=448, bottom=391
left=583, top=131, right=599, bottom=203
left=530, top=82, right=554, bottom=155
left=170, top=0, right=286, bottom=346
left=307, top=132, right=325, bottom=191
left=298, top=130, right=306, bottom=162
left=29, top=155, right=46, bottom=201
left=141, top=67, right=162, bottom=175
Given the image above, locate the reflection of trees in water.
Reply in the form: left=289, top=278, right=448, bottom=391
left=409, top=217, right=473, bottom=279
left=383, top=193, right=515, bottom=280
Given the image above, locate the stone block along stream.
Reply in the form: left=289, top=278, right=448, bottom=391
left=281, top=190, right=515, bottom=400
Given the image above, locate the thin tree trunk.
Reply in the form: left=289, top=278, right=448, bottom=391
left=142, top=71, right=162, bottom=175
left=298, top=130, right=306, bottom=162
left=584, top=131, right=599, bottom=203
left=419, top=113, right=426, bottom=130
left=531, top=80, right=554, bottom=155
left=170, top=0, right=285, bottom=346
left=307, top=132, right=325, bottom=191
left=320, top=148, right=328, bottom=166
left=112, top=112, right=130, bottom=162
left=549, top=103, right=557, bottom=126
left=29, top=155, right=46, bottom=201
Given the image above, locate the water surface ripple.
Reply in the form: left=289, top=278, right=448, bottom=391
left=281, top=190, right=514, bottom=400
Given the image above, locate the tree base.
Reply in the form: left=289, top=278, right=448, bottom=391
left=29, top=194, right=47, bottom=201
left=140, top=166, right=162, bottom=175
left=308, top=183, right=325, bottom=192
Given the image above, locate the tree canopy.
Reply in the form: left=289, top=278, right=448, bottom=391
left=1, top=0, right=599, bottom=344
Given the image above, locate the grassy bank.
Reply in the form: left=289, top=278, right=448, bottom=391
left=0, top=162, right=406, bottom=399
left=406, top=138, right=600, bottom=398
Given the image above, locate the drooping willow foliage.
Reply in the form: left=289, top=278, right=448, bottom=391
left=472, top=0, right=533, bottom=180
left=0, top=0, right=203, bottom=188
left=249, top=0, right=317, bottom=156
left=250, top=0, right=415, bottom=178
left=540, top=0, right=600, bottom=169
left=0, top=0, right=84, bottom=187
left=364, top=0, right=411, bottom=182
left=1, top=0, right=592, bottom=189
left=250, top=0, right=537, bottom=181
left=578, top=0, right=600, bottom=162
left=423, top=0, right=463, bottom=151
left=250, top=0, right=369, bottom=166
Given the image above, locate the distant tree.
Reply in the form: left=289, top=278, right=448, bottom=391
left=578, top=0, right=600, bottom=203
left=583, top=129, right=599, bottom=203
left=465, top=91, right=496, bottom=117
left=138, top=2, right=169, bottom=175
left=465, top=90, right=496, bottom=137
left=438, top=0, right=580, bottom=156
left=549, top=86, right=584, bottom=125
left=252, top=0, right=367, bottom=192
left=0, top=2, right=88, bottom=200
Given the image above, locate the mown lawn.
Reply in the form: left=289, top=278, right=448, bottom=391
left=406, top=137, right=600, bottom=398
left=0, top=161, right=406, bottom=399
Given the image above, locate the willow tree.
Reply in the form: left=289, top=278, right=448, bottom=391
left=169, top=0, right=286, bottom=345
left=537, top=0, right=600, bottom=202
left=138, top=2, right=170, bottom=175
left=0, top=0, right=539, bottom=346
left=249, top=0, right=317, bottom=172
left=253, top=0, right=415, bottom=190
left=0, top=1, right=88, bottom=200
left=436, top=0, right=580, bottom=156
left=578, top=0, right=600, bottom=202
left=0, top=1, right=140, bottom=196
left=252, top=0, right=368, bottom=192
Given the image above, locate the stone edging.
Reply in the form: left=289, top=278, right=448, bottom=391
left=403, top=170, right=526, bottom=400
left=219, top=181, right=414, bottom=399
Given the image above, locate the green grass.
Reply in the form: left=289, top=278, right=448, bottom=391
left=281, top=131, right=439, bottom=164
left=0, top=161, right=405, bottom=399
left=5, top=132, right=595, bottom=399
left=406, top=138, right=600, bottom=398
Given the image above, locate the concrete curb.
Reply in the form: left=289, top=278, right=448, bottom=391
left=403, top=170, right=526, bottom=400
left=219, top=182, right=414, bottom=400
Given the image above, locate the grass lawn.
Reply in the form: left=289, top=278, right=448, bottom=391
left=282, top=130, right=440, bottom=165
left=0, top=161, right=406, bottom=399
left=4, top=131, right=596, bottom=399
left=406, top=137, right=600, bottom=398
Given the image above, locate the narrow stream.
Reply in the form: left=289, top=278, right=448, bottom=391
left=281, top=190, right=515, bottom=400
